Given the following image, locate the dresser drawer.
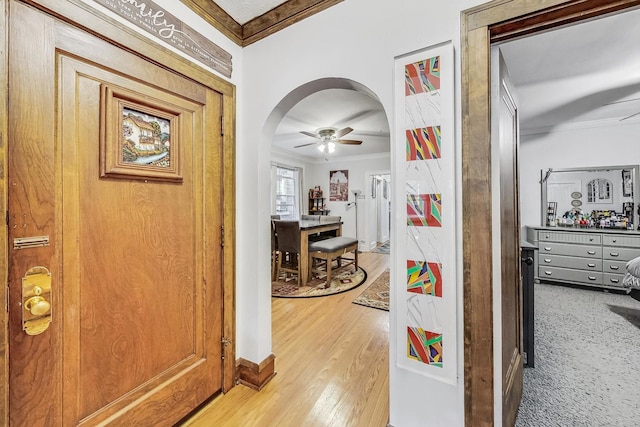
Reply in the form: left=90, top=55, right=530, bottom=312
left=603, top=273, right=626, bottom=288
left=539, top=254, right=601, bottom=271
left=538, top=242, right=601, bottom=258
left=539, top=231, right=601, bottom=245
left=603, top=259, right=627, bottom=274
left=538, top=266, right=602, bottom=285
left=602, top=246, right=640, bottom=262
left=603, top=235, right=640, bottom=248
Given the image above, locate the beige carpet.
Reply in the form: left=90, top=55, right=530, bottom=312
left=272, top=266, right=367, bottom=298
left=352, top=269, right=389, bottom=311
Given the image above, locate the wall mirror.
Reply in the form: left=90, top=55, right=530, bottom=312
left=540, top=165, right=639, bottom=229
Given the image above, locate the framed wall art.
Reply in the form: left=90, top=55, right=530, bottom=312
left=100, top=84, right=182, bottom=182
left=623, top=169, right=633, bottom=197
left=394, top=41, right=457, bottom=384
left=329, top=170, right=349, bottom=201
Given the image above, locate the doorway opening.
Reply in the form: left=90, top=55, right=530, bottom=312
left=462, top=1, right=640, bottom=425
left=495, top=7, right=640, bottom=426
left=367, top=172, right=391, bottom=253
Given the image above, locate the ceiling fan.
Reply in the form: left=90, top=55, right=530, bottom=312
left=294, top=127, right=362, bottom=153
left=604, top=97, right=640, bottom=121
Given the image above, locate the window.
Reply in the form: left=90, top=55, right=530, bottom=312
left=274, top=165, right=301, bottom=219
left=587, top=178, right=612, bottom=203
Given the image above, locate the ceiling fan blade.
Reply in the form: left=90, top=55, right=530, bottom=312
left=337, top=139, right=362, bottom=145
left=604, top=97, right=640, bottom=106
left=620, top=111, right=640, bottom=121
left=300, top=131, right=320, bottom=139
left=293, top=142, right=318, bottom=148
left=334, top=127, right=354, bottom=138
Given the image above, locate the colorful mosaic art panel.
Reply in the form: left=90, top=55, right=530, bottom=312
left=407, top=260, right=443, bottom=297
left=407, top=326, right=443, bottom=367
left=406, top=126, right=441, bottom=161
left=405, top=56, right=441, bottom=96
left=407, top=193, right=442, bottom=227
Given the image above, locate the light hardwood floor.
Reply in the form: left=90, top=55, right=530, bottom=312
left=182, top=252, right=390, bottom=427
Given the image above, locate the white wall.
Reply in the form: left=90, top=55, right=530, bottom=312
left=241, top=0, right=485, bottom=425
left=520, top=120, right=640, bottom=228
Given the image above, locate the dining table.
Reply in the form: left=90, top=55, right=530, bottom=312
left=299, top=219, right=342, bottom=286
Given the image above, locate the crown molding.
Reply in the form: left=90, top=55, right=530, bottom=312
left=181, top=0, right=343, bottom=47
left=180, top=0, right=242, bottom=45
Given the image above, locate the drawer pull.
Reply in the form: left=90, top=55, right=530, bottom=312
left=612, top=239, right=617, bottom=243
left=588, top=276, right=597, bottom=281
left=609, top=265, right=619, bottom=271
left=543, top=247, right=552, bottom=251
left=587, top=263, right=596, bottom=268
left=610, top=278, right=620, bottom=283
left=544, top=271, right=553, bottom=276
left=589, top=238, right=594, bottom=242
left=609, top=252, right=619, bottom=257
left=543, top=259, right=552, bottom=263
left=587, top=250, right=596, bottom=255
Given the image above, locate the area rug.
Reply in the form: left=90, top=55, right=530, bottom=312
left=352, top=269, right=389, bottom=311
left=371, top=241, right=390, bottom=254
left=272, top=267, right=367, bottom=298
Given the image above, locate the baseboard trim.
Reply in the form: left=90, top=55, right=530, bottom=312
left=236, top=354, right=276, bottom=391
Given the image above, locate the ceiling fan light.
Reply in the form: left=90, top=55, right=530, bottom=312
left=327, top=141, right=336, bottom=153
left=317, top=143, right=326, bottom=152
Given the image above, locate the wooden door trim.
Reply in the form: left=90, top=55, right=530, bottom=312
left=0, top=1, right=8, bottom=424
left=1, top=1, right=236, bottom=423
left=461, top=1, right=640, bottom=425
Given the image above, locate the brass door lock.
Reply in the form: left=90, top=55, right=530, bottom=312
left=21, top=266, right=52, bottom=336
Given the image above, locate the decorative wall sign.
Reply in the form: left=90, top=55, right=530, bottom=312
left=329, top=170, right=349, bottom=201
left=92, top=0, right=232, bottom=77
left=394, top=41, right=456, bottom=384
left=100, top=84, right=182, bottom=182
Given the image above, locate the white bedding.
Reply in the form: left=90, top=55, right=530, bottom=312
left=623, top=256, right=640, bottom=289
left=623, top=272, right=640, bottom=289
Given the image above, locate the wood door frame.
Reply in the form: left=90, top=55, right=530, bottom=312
left=0, top=1, right=8, bottom=424
left=461, top=0, right=640, bottom=425
left=0, top=0, right=236, bottom=424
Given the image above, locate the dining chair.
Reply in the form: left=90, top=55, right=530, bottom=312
left=270, top=217, right=279, bottom=281
left=309, top=215, right=341, bottom=242
left=273, top=220, right=302, bottom=286
left=308, top=236, right=358, bottom=288
left=301, top=214, right=317, bottom=220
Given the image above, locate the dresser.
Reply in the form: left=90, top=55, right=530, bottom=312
left=526, top=226, right=640, bottom=290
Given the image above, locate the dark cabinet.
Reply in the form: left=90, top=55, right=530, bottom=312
left=521, top=241, right=536, bottom=368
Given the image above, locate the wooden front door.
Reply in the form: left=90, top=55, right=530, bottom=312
left=8, top=2, right=225, bottom=425
left=492, top=47, right=522, bottom=426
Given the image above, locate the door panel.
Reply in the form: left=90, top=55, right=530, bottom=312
left=493, top=48, right=523, bottom=426
left=9, top=2, right=224, bottom=425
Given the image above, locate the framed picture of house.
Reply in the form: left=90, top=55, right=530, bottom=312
left=100, top=84, right=182, bottom=182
